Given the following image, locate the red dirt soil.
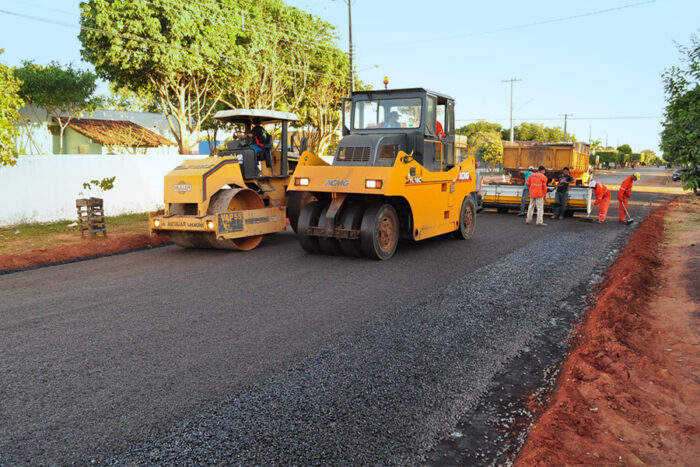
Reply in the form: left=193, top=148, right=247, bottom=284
left=515, top=198, right=700, bottom=466
left=0, top=234, right=171, bottom=273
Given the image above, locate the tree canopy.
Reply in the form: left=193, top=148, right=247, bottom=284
left=499, top=122, right=573, bottom=142
left=661, top=32, right=700, bottom=193
left=14, top=61, right=98, bottom=154
left=79, top=0, right=349, bottom=155
left=456, top=120, right=504, bottom=166
left=0, top=50, right=24, bottom=166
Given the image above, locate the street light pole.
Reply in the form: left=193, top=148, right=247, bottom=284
left=347, top=0, right=354, bottom=96
left=559, top=113, right=573, bottom=142
left=502, top=78, right=522, bottom=142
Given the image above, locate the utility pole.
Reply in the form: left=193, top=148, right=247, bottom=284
left=559, top=113, right=573, bottom=142
left=347, top=0, right=354, bottom=96
left=502, top=78, right=522, bottom=142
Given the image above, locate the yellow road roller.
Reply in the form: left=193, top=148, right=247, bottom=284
left=288, top=88, right=478, bottom=260
left=150, top=109, right=308, bottom=250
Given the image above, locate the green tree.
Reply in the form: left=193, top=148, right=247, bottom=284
left=103, top=85, right=159, bottom=113
left=0, top=50, right=24, bottom=166
left=505, top=122, right=573, bottom=142
left=457, top=121, right=503, bottom=136
left=661, top=33, right=700, bottom=193
left=456, top=120, right=503, bottom=167
left=296, top=48, right=350, bottom=155
left=79, top=0, right=347, bottom=155
left=80, top=0, right=239, bottom=154
left=597, top=150, right=619, bottom=168
left=477, top=135, right=504, bottom=167
left=640, top=149, right=660, bottom=165
left=543, top=125, right=566, bottom=142
left=14, top=61, right=98, bottom=154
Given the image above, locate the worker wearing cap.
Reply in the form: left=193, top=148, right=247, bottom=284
left=518, top=166, right=536, bottom=216
left=590, top=180, right=611, bottom=223
left=526, top=166, right=549, bottom=226
left=618, top=172, right=640, bottom=223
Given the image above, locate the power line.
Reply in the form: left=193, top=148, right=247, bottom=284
left=370, top=0, right=657, bottom=47
left=12, top=0, right=77, bottom=18
left=456, top=116, right=661, bottom=122
left=0, top=8, right=345, bottom=80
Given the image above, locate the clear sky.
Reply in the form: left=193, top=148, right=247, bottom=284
left=1, top=0, right=698, bottom=153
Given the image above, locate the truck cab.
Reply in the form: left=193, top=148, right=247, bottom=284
left=338, top=88, right=456, bottom=171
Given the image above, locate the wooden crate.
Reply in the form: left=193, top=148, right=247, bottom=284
left=76, top=197, right=106, bottom=237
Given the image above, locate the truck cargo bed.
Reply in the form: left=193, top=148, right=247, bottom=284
left=482, top=183, right=592, bottom=215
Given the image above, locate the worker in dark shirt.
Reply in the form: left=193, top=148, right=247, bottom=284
left=553, top=167, right=575, bottom=219
left=247, top=118, right=268, bottom=154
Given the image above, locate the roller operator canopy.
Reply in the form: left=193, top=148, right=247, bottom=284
left=213, top=109, right=298, bottom=124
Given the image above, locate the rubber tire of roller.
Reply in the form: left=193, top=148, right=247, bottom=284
left=338, top=203, right=366, bottom=257
left=297, top=200, right=324, bottom=254
left=360, top=203, right=399, bottom=261
left=453, top=196, right=477, bottom=240
left=286, top=191, right=315, bottom=233
left=317, top=203, right=343, bottom=255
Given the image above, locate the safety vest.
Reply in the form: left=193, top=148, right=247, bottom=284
left=619, top=176, right=633, bottom=199
left=527, top=172, right=548, bottom=198
left=594, top=182, right=609, bottom=199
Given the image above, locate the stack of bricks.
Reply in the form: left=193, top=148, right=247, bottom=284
left=76, top=198, right=106, bottom=238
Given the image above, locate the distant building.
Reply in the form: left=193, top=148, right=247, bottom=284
left=17, top=105, right=181, bottom=155
left=51, top=117, right=177, bottom=154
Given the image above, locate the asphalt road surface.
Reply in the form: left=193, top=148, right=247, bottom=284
left=0, top=167, right=678, bottom=465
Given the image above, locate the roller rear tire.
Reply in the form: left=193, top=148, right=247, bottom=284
left=360, top=203, right=399, bottom=260
left=453, top=196, right=476, bottom=240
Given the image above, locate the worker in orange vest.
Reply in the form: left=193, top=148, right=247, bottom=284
left=590, top=180, right=611, bottom=223
left=618, top=172, right=640, bottom=222
left=526, top=166, right=549, bottom=226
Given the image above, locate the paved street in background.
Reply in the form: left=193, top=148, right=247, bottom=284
left=0, top=167, right=678, bottom=464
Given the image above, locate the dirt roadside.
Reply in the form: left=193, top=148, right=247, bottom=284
left=515, top=196, right=700, bottom=465
left=0, top=214, right=170, bottom=274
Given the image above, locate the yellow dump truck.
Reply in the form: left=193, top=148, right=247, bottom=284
left=502, top=141, right=591, bottom=185
left=150, top=109, right=309, bottom=250
left=287, top=88, right=478, bottom=260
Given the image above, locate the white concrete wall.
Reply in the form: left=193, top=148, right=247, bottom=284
left=0, top=154, right=207, bottom=226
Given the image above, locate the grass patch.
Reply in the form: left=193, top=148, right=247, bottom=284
left=0, top=212, right=151, bottom=255
left=0, top=212, right=149, bottom=239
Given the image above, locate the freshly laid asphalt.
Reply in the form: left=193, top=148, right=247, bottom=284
left=0, top=168, right=677, bottom=465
